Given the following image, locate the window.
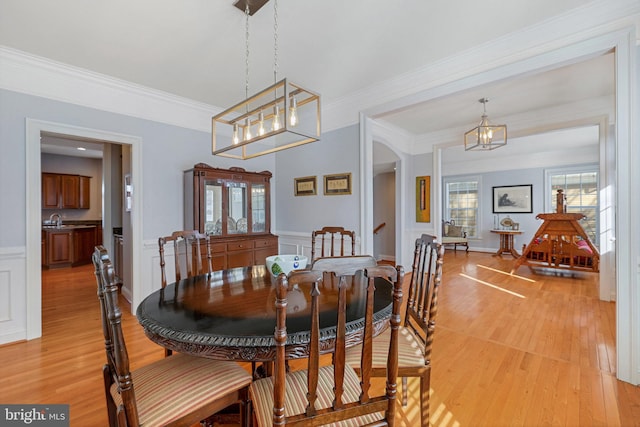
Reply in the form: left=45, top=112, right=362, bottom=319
left=545, top=166, right=599, bottom=246
left=444, top=177, right=479, bottom=238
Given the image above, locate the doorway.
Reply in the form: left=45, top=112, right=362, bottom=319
left=372, top=141, right=399, bottom=264
left=25, top=119, right=142, bottom=340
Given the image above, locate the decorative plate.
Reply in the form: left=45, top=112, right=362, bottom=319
left=500, top=217, right=513, bottom=227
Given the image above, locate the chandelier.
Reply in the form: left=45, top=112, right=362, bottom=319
left=212, top=0, right=321, bottom=160
left=464, top=98, right=507, bottom=151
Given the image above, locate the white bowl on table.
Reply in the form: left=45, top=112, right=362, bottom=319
left=265, top=255, right=308, bottom=277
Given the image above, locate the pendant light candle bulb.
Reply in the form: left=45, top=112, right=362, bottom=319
left=258, top=111, right=266, bottom=136
left=244, top=118, right=252, bottom=140
left=232, top=123, right=239, bottom=145
left=272, top=106, right=282, bottom=131
left=289, top=97, right=298, bottom=127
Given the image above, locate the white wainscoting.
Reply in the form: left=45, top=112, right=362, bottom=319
left=126, top=240, right=170, bottom=311
left=0, top=247, right=27, bottom=345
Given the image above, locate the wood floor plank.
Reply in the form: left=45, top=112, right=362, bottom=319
left=1, top=252, right=639, bottom=426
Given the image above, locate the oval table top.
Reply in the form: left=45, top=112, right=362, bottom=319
left=136, top=265, right=393, bottom=362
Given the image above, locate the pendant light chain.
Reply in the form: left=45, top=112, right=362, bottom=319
left=273, top=0, right=278, bottom=83
left=245, top=3, right=250, bottom=101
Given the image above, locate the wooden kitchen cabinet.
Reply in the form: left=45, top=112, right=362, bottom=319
left=42, top=173, right=91, bottom=209
left=60, top=174, right=80, bottom=208
left=45, top=229, right=74, bottom=268
left=79, top=176, right=91, bottom=209
left=42, top=226, right=98, bottom=268
left=42, top=173, right=61, bottom=209
left=72, top=227, right=96, bottom=266
left=184, top=163, right=278, bottom=270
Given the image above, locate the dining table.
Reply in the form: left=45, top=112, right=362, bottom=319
left=136, top=264, right=395, bottom=362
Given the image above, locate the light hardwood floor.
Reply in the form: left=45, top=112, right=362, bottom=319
left=1, top=252, right=638, bottom=426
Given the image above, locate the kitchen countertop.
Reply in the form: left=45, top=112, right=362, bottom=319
left=42, top=224, right=97, bottom=230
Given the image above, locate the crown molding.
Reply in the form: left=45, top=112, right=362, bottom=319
left=0, top=46, right=221, bottom=132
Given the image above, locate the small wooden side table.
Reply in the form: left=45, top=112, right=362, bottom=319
left=491, top=229, right=523, bottom=258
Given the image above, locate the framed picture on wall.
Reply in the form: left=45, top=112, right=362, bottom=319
left=416, top=175, right=430, bottom=222
left=324, top=173, right=352, bottom=195
left=492, top=184, right=533, bottom=213
left=294, top=176, right=317, bottom=196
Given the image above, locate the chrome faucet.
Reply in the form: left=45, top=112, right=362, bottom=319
left=49, top=213, right=62, bottom=228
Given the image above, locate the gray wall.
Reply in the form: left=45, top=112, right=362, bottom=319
left=274, top=125, right=360, bottom=235
left=444, top=164, right=597, bottom=252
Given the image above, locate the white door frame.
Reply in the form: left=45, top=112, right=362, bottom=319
left=25, top=119, right=143, bottom=339
left=361, top=29, right=638, bottom=384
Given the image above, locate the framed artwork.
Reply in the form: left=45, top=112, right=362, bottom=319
left=294, top=176, right=317, bottom=196
left=416, top=175, right=430, bottom=222
left=324, top=173, right=352, bottom=195
left=492, top=184, right=533, bottom=213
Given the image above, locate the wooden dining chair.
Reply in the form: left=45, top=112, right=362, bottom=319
left=93, top=246, right=252, bottom=427
left=345, top=234, right=444, bottom=427
left=249, top=265, right=405, bottom=426
left=158, top=230, right=213, bottom=289
left=158, top=230, right=213, bottom=356
left=310, top=226, right=355, bottom=262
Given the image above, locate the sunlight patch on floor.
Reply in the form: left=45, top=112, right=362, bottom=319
left=431, top=399, right=460, bottom=427
left=476, top=263, right=537, bottom=283
left=460, top=273, right=526, bottom=298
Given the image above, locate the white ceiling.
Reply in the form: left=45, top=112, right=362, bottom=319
left=0, top=0, right=622, bottom=158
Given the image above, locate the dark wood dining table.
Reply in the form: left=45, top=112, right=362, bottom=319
left=136, top=265, right=394, bottom=362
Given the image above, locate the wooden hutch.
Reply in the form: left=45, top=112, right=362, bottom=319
left=184, top=163, right=278, bottom=270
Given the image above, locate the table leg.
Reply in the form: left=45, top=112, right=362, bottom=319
left=507, top=235, right=521, bottom=257
left=493, top=233, right=521, bottom=258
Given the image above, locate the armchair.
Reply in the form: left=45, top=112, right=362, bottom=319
left=442, top=220, right=469, bottom=252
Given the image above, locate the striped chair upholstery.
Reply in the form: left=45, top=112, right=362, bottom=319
left=345, top=327, right=426, bottom=369
left=110, top=353, right=251, bottom=427
left=93, top=246, right=252, bottom=427
left=250, top=366, right=380, bottom=427
left=250, top=267, right=404, bottom=427
left=345, top=234, right=444, bottom=427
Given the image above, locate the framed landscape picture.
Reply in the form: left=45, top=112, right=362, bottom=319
left=493, top=184, right=533, bottom=213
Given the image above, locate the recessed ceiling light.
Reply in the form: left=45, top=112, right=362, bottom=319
left=77, top=147, right=86, bottom=151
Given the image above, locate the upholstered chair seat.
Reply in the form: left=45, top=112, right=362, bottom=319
left=109, top=353, right=252, bottom=427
